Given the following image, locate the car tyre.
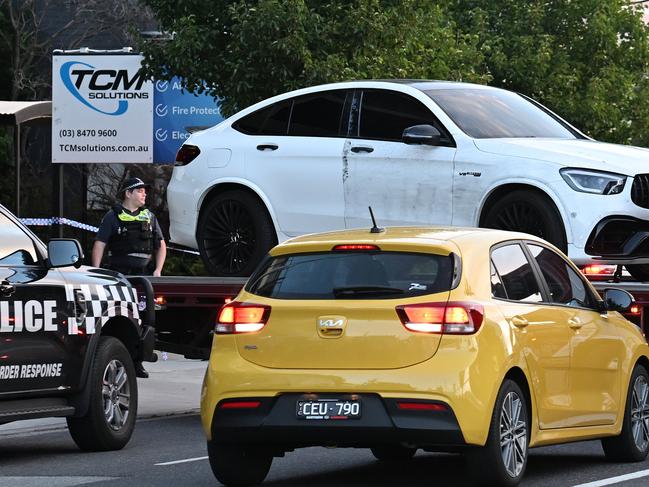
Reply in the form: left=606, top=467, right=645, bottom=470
left=67, top=336, right=137, bottom=451
left=370, top=445, right=417, bottom=462
left=466, top=379, right=528, bottom=487
left=601, top=364, right=649, bottom=462
left=207, top=442, right=273, bottom=486
left=625, top=265, right=649, bottom=283
left=482, top=190, right=567, bottom=252
left=197, top=190, right=276, bottom=277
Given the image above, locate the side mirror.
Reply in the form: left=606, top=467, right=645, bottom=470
left=48, top=239, right=83, bottom=268
left=402, top=124, right=441, bottom=146
left=602, top=288, right=634, bottom=312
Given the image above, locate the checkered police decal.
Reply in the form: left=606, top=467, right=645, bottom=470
left=64, top=284, right=140, bottom=335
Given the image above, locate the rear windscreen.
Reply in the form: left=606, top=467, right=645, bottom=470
left=246, top=251, right=454, bottom=299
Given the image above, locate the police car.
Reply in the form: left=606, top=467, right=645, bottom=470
left=0, top=203, right=155, bottom=451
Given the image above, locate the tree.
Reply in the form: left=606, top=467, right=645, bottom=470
left=0, top=0, right=156, bottom=101
left=141, top=0, right=649, bottom=147
left=139, top=0, right=488, bottom=116
left=449, top=0, right=649, bottom=145
left=0, top=0, right=159, bottom=221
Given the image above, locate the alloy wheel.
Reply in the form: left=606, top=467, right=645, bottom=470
left=500, top=391, right=527, bottom=477
left=202, top=200, right=256, bottom=274
left=491, top=202, right=546, bottom=239
left=631, top=375, right=649, bottom=452
left=102, top=359, right=131, bottom=431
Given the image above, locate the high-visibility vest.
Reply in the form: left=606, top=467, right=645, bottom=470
left=108, top=206, right=154, bottom=256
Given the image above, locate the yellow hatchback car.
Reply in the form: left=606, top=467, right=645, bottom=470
left=200, top=227, right=649, bottom=486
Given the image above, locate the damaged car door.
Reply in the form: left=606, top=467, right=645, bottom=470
left=343, top=88, right=457, bottom=228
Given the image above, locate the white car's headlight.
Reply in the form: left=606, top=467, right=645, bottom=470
left=560, top=168, right=627, bottom=195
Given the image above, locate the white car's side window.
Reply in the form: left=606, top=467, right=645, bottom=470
left=357, top=89, right=438, bottom=142
left=233, top=89, right=349, bottom=138
left=232, top=99, right=291, bottom=135
left=288, top=90, right=347, bottom=137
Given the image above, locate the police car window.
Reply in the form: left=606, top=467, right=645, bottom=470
left=491, top=244, right=542, bottom=302
left=527, top=244, right=594, bottom=308
left=358, top=90, right=436, bottom=141
left=246, top=251, right=453, bottom=299
left=0, top=213, right=38, bottom=265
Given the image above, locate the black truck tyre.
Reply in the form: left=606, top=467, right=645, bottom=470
left=466, top=379, right=529, bottom=487
left=207, top=442, right=273, bottom=486
left=67, top=336, right=138, bottom=451
left=198, top=190, right=276, bottom=277
left=601, top=365, right=649, bottom=462
left=482, top=190, right=567, bottom=252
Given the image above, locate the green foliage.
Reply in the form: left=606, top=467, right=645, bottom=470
left=141, top=1, right=649, bottom=145
left=140, top=0, right=488, bottom=116
left=449, top=0, right=649, bottom=145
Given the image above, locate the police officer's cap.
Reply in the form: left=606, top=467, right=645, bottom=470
left=119, top=177, right=151, bottom=195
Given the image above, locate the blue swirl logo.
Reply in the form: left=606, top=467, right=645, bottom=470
left=60, top=61, right=128, bottom=116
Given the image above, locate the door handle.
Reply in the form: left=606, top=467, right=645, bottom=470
left=256, top=144, right=278, bottom=151
left=510, top=316, right=529, bottom=328
left=0, top=280, right=15, bottom=297
left=568, top=317, right=583, bottom=329
left=350, top=146, right=374, bottom=153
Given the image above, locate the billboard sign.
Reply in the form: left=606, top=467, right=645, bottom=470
left=52, top=54, right=153, bottom=163
left=153, top=77, right=223, bottom=163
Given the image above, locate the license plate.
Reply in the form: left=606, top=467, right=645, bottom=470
left=296, top=399, right=361, bottom=420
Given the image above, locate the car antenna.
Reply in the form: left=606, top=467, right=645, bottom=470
left=368, top=206, right=384, bottom=233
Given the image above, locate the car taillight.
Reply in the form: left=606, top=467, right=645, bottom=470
left=395, top=301, right=484, bottom=335
left=333, top=244, right=380, bottom=251
left=581, top=265, right=616, bottom=276
left=216, top=302, right=271, bottom=334
left=175, top=144, right=201, bottom=166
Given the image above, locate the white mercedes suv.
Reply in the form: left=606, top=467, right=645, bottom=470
left=167, top=80, right=649, bottom=278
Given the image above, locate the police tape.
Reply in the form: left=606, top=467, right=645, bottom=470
left=21, top=218, right=200, bottom=255
left=20, top=217, right=99, bottom=233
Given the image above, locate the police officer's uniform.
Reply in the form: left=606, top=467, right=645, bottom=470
left=95, top=180, right=164, bottom=275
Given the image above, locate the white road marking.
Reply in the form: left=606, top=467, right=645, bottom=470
left=155, top=455, right=208, bottom=466
left=572, top=468, right=649, bottom=487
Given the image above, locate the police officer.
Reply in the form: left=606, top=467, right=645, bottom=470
left=92, top=177, right=167, bottom=276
